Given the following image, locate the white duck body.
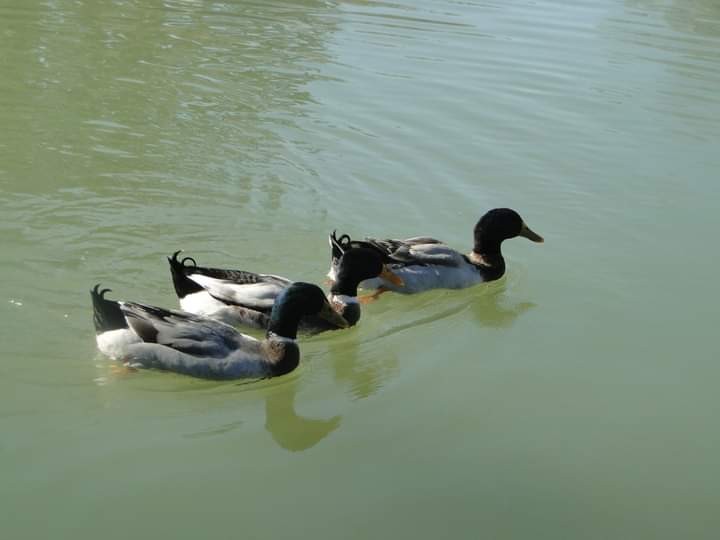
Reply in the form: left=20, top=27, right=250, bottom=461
left=168, top=251, right=290, bottom=329
left=329, top=236, right=485, bottom=294
left=120, top=333, right=290, bottom=380
left=177, top=286, right=273, bottom=328
left=328, top=208, right=544, bottom=294
left=177, top=289, right=228, bottom=317
left=96, top=328, right=142, bottom=360
left=186, top=272, right=289, bottom=312
left=167, top=249, right=401, bottom=331
left=90, top=283, right=346, bottom=379
left=361, top=257, right=484, bottom=293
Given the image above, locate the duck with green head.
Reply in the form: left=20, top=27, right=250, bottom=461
left=91, top=282, right=347, bottom=379
left=328, top=208, right=543, bottom=298
left=167, top=247, right=403, bottom=332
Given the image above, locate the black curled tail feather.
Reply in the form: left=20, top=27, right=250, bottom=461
left=329, top=231, right=344, bottom=261
left=329, top=231, right=396, bottom=264
left=91, top=284, right=128, bottom=333
left=167, top=250, right=204, bottom=298
left=330, top=231, right=356, bottom=262
left=168, top=250, right=198, bottom=271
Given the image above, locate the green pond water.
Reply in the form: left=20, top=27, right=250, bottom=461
left=1, top=0, right=719, bottom=538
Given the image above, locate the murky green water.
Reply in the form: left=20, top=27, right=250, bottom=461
left=2, top=0, right=719, bottom=538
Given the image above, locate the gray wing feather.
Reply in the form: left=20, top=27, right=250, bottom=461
left=404, top=243, right=464, bottom=267
left=366, top=236, right=463, bottom=267
left=117, top=302, right=269, bottom=379
left=120, top=302, right=242, bottom=356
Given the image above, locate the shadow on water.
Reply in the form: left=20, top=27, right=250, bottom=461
left=469, top=282, right=536, bottom=329
left=96, top=363, right=342, bottom=452
left=264, top=378, right=341, bottom=452
left=310, top=278, right=534, bottom=404
left=326, top=335, right=400, bottom=401
left=374, top=279, right=536, bottom=341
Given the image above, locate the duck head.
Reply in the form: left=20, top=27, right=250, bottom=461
left=472, top=208, right=543, bottom=257
left=268, top=282, right=349, bottom=339
left=331, top=248, right=403, bottom=298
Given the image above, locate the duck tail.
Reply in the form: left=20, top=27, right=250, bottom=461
left=91, top=284, right=128, bottom=333
left=167, top=250, right=203, bottom=299
left=329, top=230, right=352, bottom=262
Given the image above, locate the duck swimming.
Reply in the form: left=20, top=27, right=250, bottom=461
left=167, top=247, right=403, bottom=332
left=328, top=208, right=543, bottom=297
left=91, top=282, right=348, bottom=379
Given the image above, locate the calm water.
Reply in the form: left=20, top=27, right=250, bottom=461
left=2, top=0, right=719, bottom=538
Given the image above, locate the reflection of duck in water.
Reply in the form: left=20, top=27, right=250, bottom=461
left=167, top=248, right=402, bottom=331
left=327, top=337, right=399, bottom=401
left=470, top=282, right=535, bottom=329
left=264, top=381, right=341, bottom=452
left=328, top=208, right=543, bottom=300
left=91, top=282, right=347, bottom=379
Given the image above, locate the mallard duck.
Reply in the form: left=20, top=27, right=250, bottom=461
left=167, top=248, right=403, bottom=332
left=91, top=282, right=348, bottom=379
left=328, top=208, right=543, bottom=297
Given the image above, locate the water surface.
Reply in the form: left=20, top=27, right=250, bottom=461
left=1, top=0, right=719, bottom=538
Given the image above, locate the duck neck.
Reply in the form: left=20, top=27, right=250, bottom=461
left=266, top=306, right=303, bottom=340
left=473, top=232, right=504, bottom=259
left=470, top=233, right=506, bottom=280
left=330, top=277, right=359, bottom=298
left=267, top=310, right=300, bottom=339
